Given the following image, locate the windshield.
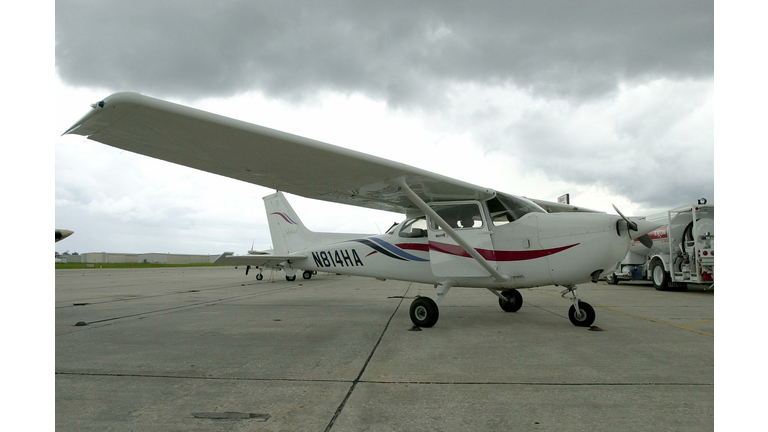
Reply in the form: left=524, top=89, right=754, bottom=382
left=487, top=193, right=546, bottom=226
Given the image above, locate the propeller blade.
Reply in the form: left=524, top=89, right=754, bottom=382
left=612, top=204, right=638, bottom=231
left=636, top=234, right=653, bottom=249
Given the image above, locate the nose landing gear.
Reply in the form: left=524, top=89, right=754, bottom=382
left=561, top=285, right=596, bottom=327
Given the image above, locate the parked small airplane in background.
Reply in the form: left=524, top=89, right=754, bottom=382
left=240, top=245, right=317, bottom=281
left=64, top=92, right=660, bottom=328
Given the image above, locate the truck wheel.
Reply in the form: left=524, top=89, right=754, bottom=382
left=651, top=260, right=669, bottom=291
left=606, top=274, right=619, bottom=285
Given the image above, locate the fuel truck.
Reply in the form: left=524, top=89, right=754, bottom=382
left=606, top=199, right=714, bottom=290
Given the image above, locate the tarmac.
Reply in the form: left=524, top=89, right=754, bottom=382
left=55, top=267, right=714, bottom=431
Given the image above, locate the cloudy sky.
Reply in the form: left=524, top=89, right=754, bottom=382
left=54, top=0, right=715, bottom=255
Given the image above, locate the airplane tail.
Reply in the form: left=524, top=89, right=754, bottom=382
left=263, top=191, right=320, bottom=254
left=263, top=191, right=372, bottom=254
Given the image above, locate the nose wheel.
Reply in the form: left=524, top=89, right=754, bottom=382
left=561, top=285, right=596, bottom=327
left=568, top=301, right=596, bottom=326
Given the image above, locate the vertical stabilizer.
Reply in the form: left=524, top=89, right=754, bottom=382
left=263, top=192, right=317, bottom=254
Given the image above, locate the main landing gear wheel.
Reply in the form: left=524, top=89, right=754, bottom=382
left=256, top=273, right=263, bottom=281
left=410, top=297, right=439, bottom=328
left=302, top=270, right=313, bottom=280
left=568, top=301, right=596, bottom=327
left=286, top=275, right=296, bottom=282
left=498, top=289, right=523, bottom=312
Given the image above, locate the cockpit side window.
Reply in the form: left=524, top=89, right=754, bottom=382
left=487, top=193, right=546, bottom=226
left=398, top=217, right=427, bottom=238
left=429, top=203, right=484, bottom=230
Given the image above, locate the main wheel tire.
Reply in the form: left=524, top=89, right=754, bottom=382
left=256, top=273, right=263, bottom=281
left=410, top=297, right=439, bottom=328
left=302, top=271, right=312, bottom=279
left=606, top=274, right=619, bottom=285
left=651, top=260, right=669, bottom=291
left=568, top=301, right=596, bottom=327
left=498, top=289, right=523, bottom=312
left=286, top=275, right=296, bottom=282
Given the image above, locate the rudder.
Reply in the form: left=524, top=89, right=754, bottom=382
left=263, top=192, right=316, bottom=254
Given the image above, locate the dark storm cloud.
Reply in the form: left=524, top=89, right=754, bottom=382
left=55, top=0, right=712, bottom=105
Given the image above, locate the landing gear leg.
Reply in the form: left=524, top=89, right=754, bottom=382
left=560, top=285, right=596, bottom=327
left=409, top=281, right=452, bottom=328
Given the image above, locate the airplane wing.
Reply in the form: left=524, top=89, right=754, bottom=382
left=527, top=198, right=603, bottom=213
left=214, top=252, right=306, bottom=267
left=64, top=92, right=495, bottom=214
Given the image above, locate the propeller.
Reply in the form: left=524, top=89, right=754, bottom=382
left=613, top=204, right=654, bottom=248
left=612, top=204, right=637, bottom=231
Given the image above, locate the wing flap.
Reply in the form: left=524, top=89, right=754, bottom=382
left=65, top=92, right=495, bottom=213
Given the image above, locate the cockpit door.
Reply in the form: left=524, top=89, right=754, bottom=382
left=427, top=201, right=496, bottom=277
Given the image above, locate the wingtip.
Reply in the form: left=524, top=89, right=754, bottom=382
left=62, top=92, right=145, bottom=136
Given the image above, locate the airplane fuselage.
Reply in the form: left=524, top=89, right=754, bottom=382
left=289, top=211, right=631, bottom=289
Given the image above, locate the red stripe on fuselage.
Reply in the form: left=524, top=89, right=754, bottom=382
left=428, top=241, right=579, bottom=261
left=395, top=243, right=430, bottom=252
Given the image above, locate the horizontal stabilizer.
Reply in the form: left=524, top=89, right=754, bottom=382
left=214, top=252, right=306, bottom=267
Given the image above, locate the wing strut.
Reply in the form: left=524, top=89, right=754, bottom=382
left=388, top=176, right=511, bottom=284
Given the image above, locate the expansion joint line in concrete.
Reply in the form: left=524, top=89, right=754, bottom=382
left=62, top=285, right=305, bottom=327
left=324, top=283, right=411, bottom=432
left=54, top=372, right=713, bottom=388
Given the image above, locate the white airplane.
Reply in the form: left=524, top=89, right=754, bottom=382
left=64, top=92, right=660, bottom=328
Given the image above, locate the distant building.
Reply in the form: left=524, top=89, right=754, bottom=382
left=60, top=252, right=219, bottom=264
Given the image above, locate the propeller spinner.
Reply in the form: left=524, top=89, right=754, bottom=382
left=612, top=205, right=654, bottom=248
